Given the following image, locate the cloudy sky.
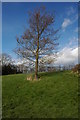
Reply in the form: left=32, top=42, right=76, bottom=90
left=2, top=2, right=78, bottom=66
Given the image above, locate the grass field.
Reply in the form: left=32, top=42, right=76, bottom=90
left=2, top=71, right=78, bottom=118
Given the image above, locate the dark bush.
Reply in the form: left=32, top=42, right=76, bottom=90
left=2, top=64, right=22, bottom=75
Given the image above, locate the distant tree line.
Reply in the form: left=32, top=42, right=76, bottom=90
left=2, top=64, right=22, bottom=75
left=1, top=53, right=22, bottom=75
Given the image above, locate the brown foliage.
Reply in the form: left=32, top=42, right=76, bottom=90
left=72, top=64, right=80, bottom=74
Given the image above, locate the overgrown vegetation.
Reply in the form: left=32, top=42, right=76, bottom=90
left=72, top=64, right=80, bottom=75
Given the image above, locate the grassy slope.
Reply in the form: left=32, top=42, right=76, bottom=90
left=0, top=76, right=2, bottom=119
left=2, top=71, right=78, bottom=118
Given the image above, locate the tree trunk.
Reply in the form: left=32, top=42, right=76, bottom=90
left=35, top=37, right=39, bottom=80
left=35, top=15, right=39, bottom=80
left=35, top=52, right=38, bottom=80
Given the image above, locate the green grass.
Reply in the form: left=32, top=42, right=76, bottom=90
left=2, top=71, right=78, bottom=118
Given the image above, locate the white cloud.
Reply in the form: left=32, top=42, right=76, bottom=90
left=62, top=13, right=78, bottom=31
left=39, top=43, right=78, bottom=66
left=54, top=36, right=78, bottom=66
left=62, top=18, right=71, bottom=29
left=54, top=47, right=78, bottom=66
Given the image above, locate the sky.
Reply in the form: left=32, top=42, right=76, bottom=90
left=2, top=2, right=78, bottom=66
left=0, top=2, right=2, bottom=54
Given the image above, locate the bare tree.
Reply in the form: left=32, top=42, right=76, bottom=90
left=2, top=53, right=13, bottom=66
left=15, top=7, right=59, bottom=80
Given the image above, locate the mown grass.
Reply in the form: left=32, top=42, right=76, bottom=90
left=2, top=71, right=78, bottom=118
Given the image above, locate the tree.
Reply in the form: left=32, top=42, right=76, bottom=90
left=1, top=53, right=20, bottom=75
left=15, top=7, right=59, bottom=80
left=2, top=53, right=13, bottom=66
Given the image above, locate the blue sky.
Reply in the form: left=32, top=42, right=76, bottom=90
left=2, top=2, right=78, bottom=65
left=0, top=2, right=2, bottom=54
